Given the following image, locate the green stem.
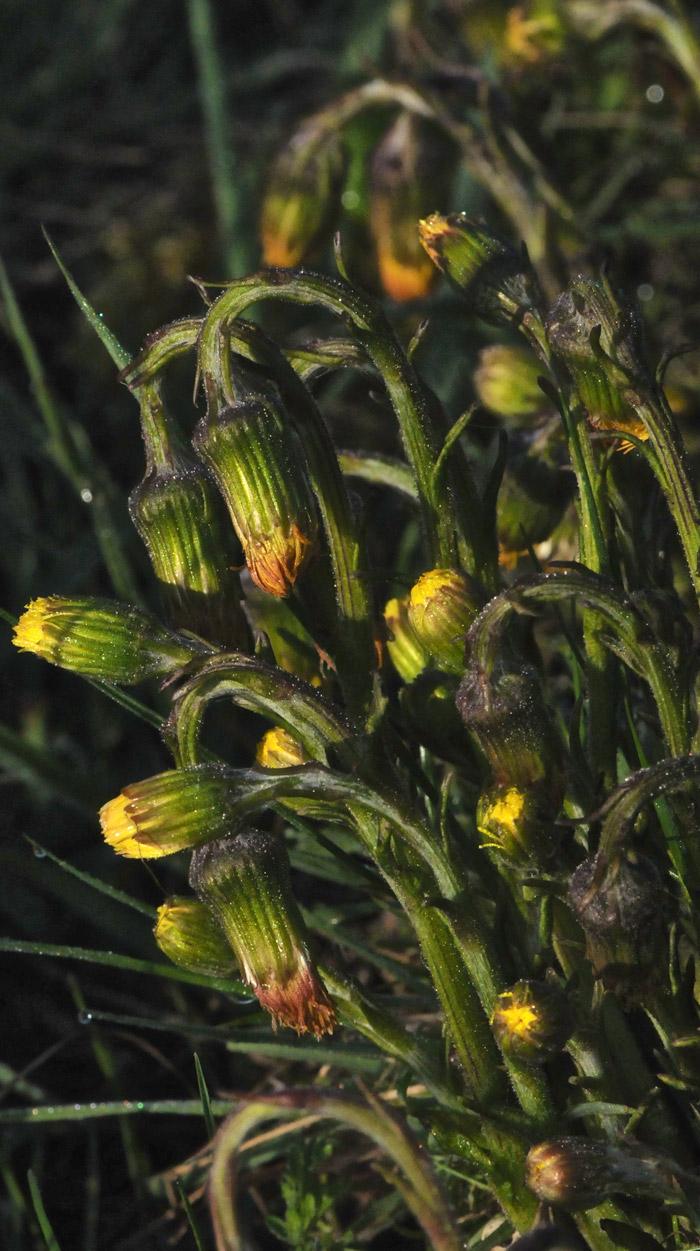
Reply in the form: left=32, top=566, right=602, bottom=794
left=635, top=390, right=700, bottom=608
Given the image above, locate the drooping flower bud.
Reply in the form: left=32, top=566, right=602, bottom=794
left=261, top=120, right=344, bottom=267
left=476, top=783, right=558, bottom=864
left=154, top=896, right=237, bottom=977
left=400, top=672, right=477, bottom=767
left=100, top=765, right=233, bottom=859
left=407, top=569, right=484, bottom=674
left=419, top=213, right=543, bottom=330
left=457, top=665, right=566, bottom=806
left=568, top=852, right=667, bottom=1002
left=193, top=395, right=319, bottom=598
left=369, top=113, right=451, bottom=302
left=497, top=427, right=573, bottom=561
left=526, top=1136, right=680, bottom=1210
left=13, top=597, right=204, bottom=683
left=190, top=831, right=335, bottom=1035
left=490, top=979, right=572, bottom=1064
left=545, top=278, right=652, bottom=447
left=383, top=596, right=428, bottom=683
left=473, top=343, right=545, bottom=424
left=127, top=378, right=247, bottom=650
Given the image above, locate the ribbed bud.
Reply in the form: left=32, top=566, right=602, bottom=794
left=569, top=852, right=666, bottom=1002
left=100, top=764, right=233, bottom=859
left=369, top=113, right=450, bottom=302
left=261, top=121, right=344, bottom=267
left=477, top=783, right=558, bottom=864
left=129, top=465, right=247, bottom=650
left=419, top=213, right=541, bottom=328
left=546, top=278, right=652, bottom=447
left=190, top=831, right=335, bottom=1035
left=13, top=597, right=202, bottom=683
left=473, top=344, right=545, bottom=423
left=457, top=665, right=566, bottom=806
left=526, top=1137, right=679, bottom=1210
left=154, top=896, right=237, bottom=977
left=384, top=596, right=428, bottom=683
left=194, top=396, right=319, bottom=598
left=497, top=428, right=573, bottom=560
left=407, top=569, right=483, bottom=674
left=400, top=672, right=476, bottom=767
left=490, top=979, right=572, bottom=1063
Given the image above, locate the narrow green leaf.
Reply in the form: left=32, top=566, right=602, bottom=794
left=27, top=1171, right=61, bottom=1251
left=0, top=1100, right=237, bottom=1125
left=194, top=1053, right=216, bottom=1139
left=0, top=938, right=248, bottom=995
left=42, top=229, right=131, bottom=371
left=175, top=1181, right=207, bottom=1251
left=24, top=838, right=156, bottom=919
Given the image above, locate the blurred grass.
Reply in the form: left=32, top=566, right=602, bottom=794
left=3, top=1, right=700, bottom=1247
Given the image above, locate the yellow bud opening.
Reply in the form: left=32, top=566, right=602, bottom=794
left=418, top=214, right=450, bottom=268
left=256, top=727, right=308, bottom=769
left=13, top=598, right=52, bottom=655
left=479, top=787, right=527, bottom=839
left=409, top=569, right=455, bottom=609
left=100, top=793, right=163, bottom=859
left=246, top=524, right=315, bottom=598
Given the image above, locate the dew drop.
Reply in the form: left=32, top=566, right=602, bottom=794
left=78, top=1009, right=93, bottom=1024
left=646, top=84, right=664, bottom=104
left=80, top=488, right=94, bottom=504
left=33, top=846, right=47, bottom=859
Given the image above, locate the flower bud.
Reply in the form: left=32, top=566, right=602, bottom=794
left=407, top=569, right=483, bottom=674
left=383, top=596, right=428, bottom=683
left=419, top=213, right=542, bottom=328
left=154, top=896, right=237, bottom=977
left=369, top=113, right=451, bottom=302
left=545, top=278, right=652, bottom=447
left=473, top=344, right=545, bottom=424
left=100, top=764, right=233, bottom=859
left=497, top=429, right=573, bottom=560
left=13, top=597, right=202, bottom=683
left=568, top=852, right=667, bottom=1001
left=256, top=726, right=309, bottom=769
left=190, top=830, right=335, bottom=1035
left=399, top=672, right=477, bottom=767
left=490, top=979, right=572, bottom=1063
left=261, top=121, right=344, bottom=267
left=503, top=0, right=567, bottom=68
left=193, top=396, right=319, bottom=598
left=477, top=783, right=558, bottom=864
left=130, top=465, right=247, bottom=650
left=457, top=665, right=566, bottom=806
left=526, top=1137, right=679, bottom=1210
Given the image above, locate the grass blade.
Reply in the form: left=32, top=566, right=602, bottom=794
left=27, top=1170, right=61, bottom=1251
left=194, top=1053, right=216, bottom=1139
left=0, top=938, right=248, bottom=995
